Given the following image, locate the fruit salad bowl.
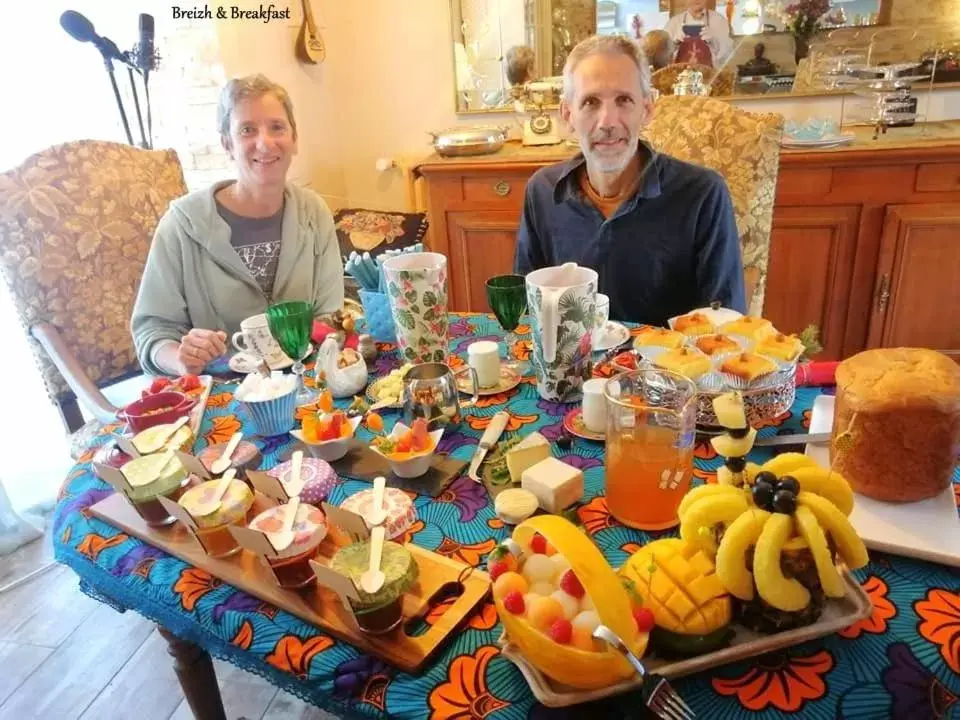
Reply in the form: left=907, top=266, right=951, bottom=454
left=369, top=421, right=443, bottom=478
left=291, top=413, right=362, bottom=462
left=493, top=515, right=648, bottom=690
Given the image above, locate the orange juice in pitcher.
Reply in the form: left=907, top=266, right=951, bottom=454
left=603, top=370, right=697, bottom=531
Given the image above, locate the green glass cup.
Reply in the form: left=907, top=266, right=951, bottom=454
left=486, top=274, right=528, bottom=364
left=266, top=300, right=316, bottom=406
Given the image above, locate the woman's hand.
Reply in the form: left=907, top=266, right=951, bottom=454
left=177, top=329, right=227, bottom=374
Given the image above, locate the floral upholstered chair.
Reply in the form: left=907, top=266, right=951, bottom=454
left=643, top=96, right=784, bottom=315
left=0, top=141, right=187, bottom=440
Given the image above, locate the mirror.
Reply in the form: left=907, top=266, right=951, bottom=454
left=449, top=0, right=892, bottom=112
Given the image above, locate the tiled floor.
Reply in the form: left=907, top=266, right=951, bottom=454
left=0, top=532, right=339, bottom=720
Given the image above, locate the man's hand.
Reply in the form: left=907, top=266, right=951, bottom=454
left=177, top=329, right=227, bottom=374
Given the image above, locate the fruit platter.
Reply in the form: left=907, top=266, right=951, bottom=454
left=493, top=392, right=872, bottom=707
left=121, top=373, right=214, bottom=440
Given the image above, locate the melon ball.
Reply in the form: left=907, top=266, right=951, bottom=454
left=580, top=593, right=595, bottom=613
left=550, top=553, right=571, bottom=578
left=550, top=590, right=580, bottom=620
left=492, top=571, right=528, bottom=601
left=521, top=553, right=557, bottom=586
left=526, top=595, right=566, bottom=632
left=571, top=611, right=603, bottom=652
left=529, top=581, right=555, bottom=598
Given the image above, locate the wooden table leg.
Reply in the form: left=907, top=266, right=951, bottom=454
left=158, top=626, right=227, bottom=720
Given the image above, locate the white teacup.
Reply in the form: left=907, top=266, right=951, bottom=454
left=468, top=341, right=501, bottom=389
left=232, top=314, right=289, bottom=367
left=582, top=377, right=608, bottom=434
left=592, top=293, right=610, bottom=344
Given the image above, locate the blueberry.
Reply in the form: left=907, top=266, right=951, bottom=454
left=725, top=456, right=747, bottom=473
left=777, top=476, right=800, bottom=495
left=729, top=426, right=750, bottom=439
left=773, top=489, right=797, bottom=514
left=557, top=433, right=573, bottom=450
left=752, top=482, right=774, bottom=511
left=754, top=471, right=777, bottom=487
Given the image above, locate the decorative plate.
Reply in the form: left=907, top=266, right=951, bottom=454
left=562, top=408, right=604, bottom=442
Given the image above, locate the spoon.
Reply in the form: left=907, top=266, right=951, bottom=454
left=190, top=468, right=237, bottom=516
left=137, top=415, right=190, bottom=454
left=267, top=495, right=300, bottom=552
left=210, top=431, right=243, bottom=475
left=282, top=450, right=305, bottom=498
left=360, top=525, right=386, bottom=594
left=367, top=476, right=387, bottom=527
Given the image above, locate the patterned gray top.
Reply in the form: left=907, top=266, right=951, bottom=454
left=216, top=200, right=283, bottom=297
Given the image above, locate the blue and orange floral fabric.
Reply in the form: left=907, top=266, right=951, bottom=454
left=54, top=314, right=960, bottom=719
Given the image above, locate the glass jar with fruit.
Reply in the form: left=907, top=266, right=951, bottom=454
left=491, top=515, right=648, bottom=690
left=197, top=440, right=262, bottom=484
left=179, top=479, right=255, bottom=558
left=248, top=502, right=328, bottom=588
left=330, top=540, right=418, bottom=634
left=120, top=453, right=195, bottom=527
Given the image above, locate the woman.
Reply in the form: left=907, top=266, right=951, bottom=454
left=665, top=0, right=733, bottom=68
left=131, top=74, right=344, bottom=376
left=642, top=29, right=675, bottom=71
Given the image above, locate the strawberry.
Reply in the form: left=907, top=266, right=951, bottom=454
left=149, top=377, right=171, bottom=394
left=530, top=533, right=547, bottom=555
left=179, top=374, right=200, bottom=392
left=503, top=591, right=525, bottom=615
left=488, top=560, right=509, bottom=581
left=633, top=607, right=655, bottom=633
left=558, top=570, right=585, bottom=599
left=488, top=545, right=518, bottom=572
left=547, top=618, right=573, bottom=644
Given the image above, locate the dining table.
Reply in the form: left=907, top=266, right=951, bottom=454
left=52, top=313, right=960, bottom=720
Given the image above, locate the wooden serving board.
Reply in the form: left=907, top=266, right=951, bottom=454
left=90, top=493, right=491, bottom=673
left=500, top=570, right=872, bottom=708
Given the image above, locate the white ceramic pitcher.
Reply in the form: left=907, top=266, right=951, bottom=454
left=525, top=263, right=598, bottom=402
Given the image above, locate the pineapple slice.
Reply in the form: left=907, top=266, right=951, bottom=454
left=677, top=483, right=742, bottom=521
left=715, top=508, right=769, bottom=600
left=760, top=452, right=817, bottom=478
left=790, top=467, right=855, bottom=516
left=794, top=505, right=846, bottom=598
left=712, top=392, right=747, bottom=429
left=680, top=493, right=750, bottom=554
left=711, top=428, right=758, bottom=458
left=754, top=513, right=811, bottom=612
left=797, top=492, right=869, bottom=570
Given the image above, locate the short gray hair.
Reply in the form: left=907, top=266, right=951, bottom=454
left=562, top=35, right=652, bottom=102
left=217, top=74, right=298, bottom=141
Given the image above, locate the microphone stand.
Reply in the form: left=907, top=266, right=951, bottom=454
left=126, top=65, right=149, bottom=148
left=101, top=52, right=134, bottom=145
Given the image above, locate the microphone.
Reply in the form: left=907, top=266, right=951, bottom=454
left=59, top=10, right=123, bottom=62
left=136, top=14, right=156, bottom=75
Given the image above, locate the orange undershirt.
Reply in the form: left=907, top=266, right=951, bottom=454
left=577, top=166, right=641, bottom=219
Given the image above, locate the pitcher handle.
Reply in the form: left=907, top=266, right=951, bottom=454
left=541, top=287, right=560, bottom=364
left=461, top=367, right=480, bottom=409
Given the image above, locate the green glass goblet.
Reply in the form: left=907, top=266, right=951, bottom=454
left=486, top=274, right=528, bottom=368
left=266, top=300, right=317, bottom=406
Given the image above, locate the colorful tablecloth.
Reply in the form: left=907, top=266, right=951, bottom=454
left=53, top=315, right=960, bottom=720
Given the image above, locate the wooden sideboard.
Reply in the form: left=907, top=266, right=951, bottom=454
left=418, top=138, right=960, bottom=361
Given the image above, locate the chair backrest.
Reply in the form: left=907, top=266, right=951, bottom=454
left=643, top=96, right=784, bottom=315
left=0, top=140, right=187, bottom=403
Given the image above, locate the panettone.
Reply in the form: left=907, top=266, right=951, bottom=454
left=832, top=348, right=960, bottom=503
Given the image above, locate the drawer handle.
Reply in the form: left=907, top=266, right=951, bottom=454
left=493, top=181, right=511, bottom=197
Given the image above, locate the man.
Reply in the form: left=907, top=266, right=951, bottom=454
left=665, top=0, right=733, bottom=69
left=514, top=35, right=745, bottom=326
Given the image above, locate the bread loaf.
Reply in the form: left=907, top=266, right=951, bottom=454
left=832, top=348, right=960, bottom=503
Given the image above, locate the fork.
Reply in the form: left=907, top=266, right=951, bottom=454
left=592, top=625, right=696, bottom=720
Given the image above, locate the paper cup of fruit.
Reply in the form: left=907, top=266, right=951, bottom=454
left=369, top=419, right=442, bottom=478
left=291, top=411, right=362, bottom=462
left=492, top=515, right=648, bottom=690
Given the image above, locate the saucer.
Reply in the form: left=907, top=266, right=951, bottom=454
left=562, top=408, right=604, bottom=442
left=228, top=344, right=311, bottom=374
left=592, top=321, right=630, bottom=352
left=456, top=366, right=521, bottom=396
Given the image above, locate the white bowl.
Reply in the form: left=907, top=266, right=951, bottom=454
left=290, top=416, right=362, bottom=462
left=369, top=422, right=444, bottom=479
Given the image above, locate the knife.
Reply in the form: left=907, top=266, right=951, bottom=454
left=468, top=411, right=510, bottom=482
left=755, top=432, right=831, bottom=447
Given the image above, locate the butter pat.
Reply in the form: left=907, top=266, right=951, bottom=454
left=521, top=457, right=584, bottom=514
left=506, top=432, right=551, bottom=483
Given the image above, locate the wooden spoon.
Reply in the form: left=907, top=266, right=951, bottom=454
left=367, top=476, right=387, bottom=527
left=190, top=468, right=237, bottom=516
left=137, top=415, right=190, bottom=454
left=268, top=495, right=300, bottom=552
left=360, top=525, right=386, bottom=594
left=210, top=432, right=243, bottom=475
left=281, top=450, right=306, bottom=498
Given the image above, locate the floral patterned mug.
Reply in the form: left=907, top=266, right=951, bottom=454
left=381, top=252, right=449, bottom=364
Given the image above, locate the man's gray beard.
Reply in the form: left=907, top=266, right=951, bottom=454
left=585, top=146, right=633, bottom=175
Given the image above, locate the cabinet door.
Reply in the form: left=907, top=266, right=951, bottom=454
left=868, top=204, right=960, bottom=361
left=445, top=210, right=520, bottom=312
left=763, top=206, right=861, bottom=360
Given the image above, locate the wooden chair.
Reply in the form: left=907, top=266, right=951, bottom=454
left=0, top=140, right=187, bottom=435
left=643, top=96, right=784, bottom=315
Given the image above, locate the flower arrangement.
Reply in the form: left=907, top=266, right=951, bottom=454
left=773, top=0, right=844, bottom=38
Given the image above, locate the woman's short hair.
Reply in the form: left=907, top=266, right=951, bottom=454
left=505, top=46, right=536, bottom=86
left=217, top=74, right=298, bottom=140
left=642, top=30, right=674, bottom=71
left=562, top=35, right=652, bottom=102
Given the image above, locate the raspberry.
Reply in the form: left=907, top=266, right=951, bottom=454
left=547, top=617, right=573, bottom=644
left=633, top=607, right=655, bottom=633
left=530, top=533, right=547, bottom=555
left=488, top=560, right=509, bottom=581
left=503, top=591, right=525, bottom=615
left=558, top=570, right=585, bottom=599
